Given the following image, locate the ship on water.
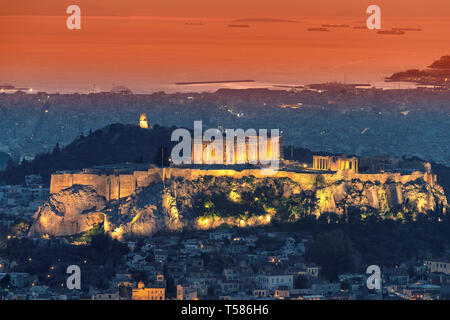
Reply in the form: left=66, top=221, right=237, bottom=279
left=185, top=22, right=204, bottom=26
left=322, top=24, right=350, bottom=28
left=377, top=29, right=405, bottom=35
left=228, top=24, right=250, bottom=28
left=231, top=18, right=300, bottom=23
left=307, top=27, right=330, bottom=32
left=392, top=27, right=422, bottom=32
left=175, top=80, right=255, bottom=85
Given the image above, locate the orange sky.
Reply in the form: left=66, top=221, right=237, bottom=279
left=2, top=0, right=450, bottom=18
left=1, top=1, right=449, bottom=93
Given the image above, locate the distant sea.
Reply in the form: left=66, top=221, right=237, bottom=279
left=0, top=15, right=449, bottom=93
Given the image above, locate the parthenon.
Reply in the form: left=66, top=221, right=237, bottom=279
left=191, top=135, right=280, bottom=165
left=312, top=155, right=359, bottom=173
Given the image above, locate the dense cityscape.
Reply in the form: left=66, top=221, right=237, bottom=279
left=1, top=82, right=449, bottom=166
left=0, top=83, right=449, bottom=300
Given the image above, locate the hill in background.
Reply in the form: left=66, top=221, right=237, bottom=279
left=0, top=124, right=175, bottom=185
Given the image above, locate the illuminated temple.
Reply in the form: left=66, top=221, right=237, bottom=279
left=191, top=135, right=281, bottom=165
left=312, top=155, right=358, bottom=173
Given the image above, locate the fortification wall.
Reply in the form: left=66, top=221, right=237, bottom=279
left=50, top=173, right=74, bottom=194
left=50, top=167, right=436, bottom=201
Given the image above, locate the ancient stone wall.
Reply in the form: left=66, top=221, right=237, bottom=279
left=50, top=167, right=437, bottom=201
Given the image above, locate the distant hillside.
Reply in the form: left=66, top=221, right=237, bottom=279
left=0, top=124, right=175, bottom=186
left=386, top=55, right=450, bottom=86
left=428, top=55, right=450, bottom=69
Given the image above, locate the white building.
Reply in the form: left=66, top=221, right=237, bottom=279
left=425, top=259, right=450, bottom=275
left=209, top=230, right=232, bottom=241
left=257, top=273, right=294, bottom=290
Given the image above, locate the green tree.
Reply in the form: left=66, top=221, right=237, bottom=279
left=0, top=274, right=10, bottom=288
left=306, top=229, right=357, bottom=281
left=294, top=275, right=308, bottom=289
left=131, top=270, right=148, bottom=282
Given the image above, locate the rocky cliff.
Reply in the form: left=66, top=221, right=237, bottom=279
left=29, top=185, right=106, bottom=237
left=29, top=173, right=448, bottom=240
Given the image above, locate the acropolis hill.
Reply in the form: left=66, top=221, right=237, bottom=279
left=50, top=165, right=438, bottom=202
left=29, top=161, right=448, bottom=240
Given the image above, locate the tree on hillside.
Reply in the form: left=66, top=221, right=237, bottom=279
left=306, top=229, right=357, bottom=281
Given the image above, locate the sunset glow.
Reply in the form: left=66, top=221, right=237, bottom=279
left=1, top=0, right=449, bottom=93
